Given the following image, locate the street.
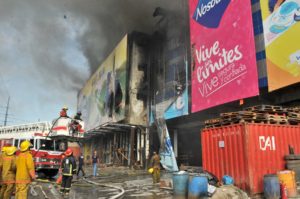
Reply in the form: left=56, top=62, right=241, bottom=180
left=29, top=166, right=173, bottom=199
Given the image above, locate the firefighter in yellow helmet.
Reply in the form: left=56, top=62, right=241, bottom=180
left=0, top=146, right=8, bottom=193
left=15, top=140, right=36, bottom=199
left=0, top=146, right=8, bottom=173
left=0, top=144, right=11, bottom=190
left=150, top=151, right=161, bottom=184
left=0, top=146, right=17, bottom=199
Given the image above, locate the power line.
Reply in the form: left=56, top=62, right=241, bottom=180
left=4, top=96, right=10, bottom=126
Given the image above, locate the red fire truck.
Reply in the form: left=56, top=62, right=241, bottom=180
left=0, top=122, right=67, bottom=177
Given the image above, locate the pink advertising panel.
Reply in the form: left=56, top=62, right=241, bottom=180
left=189, top=0, right=259, bottom=113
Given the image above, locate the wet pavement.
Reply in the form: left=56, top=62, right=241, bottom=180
left=27, top=166, right=173, bottom=199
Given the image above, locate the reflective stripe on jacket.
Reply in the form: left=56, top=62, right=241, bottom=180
left=1, top=155, right=16, bottom=184
left=16, top=151, right=35, bottom=184
left=62, top=156, right=76, bottom=176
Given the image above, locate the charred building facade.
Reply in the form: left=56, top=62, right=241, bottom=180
left=79, top=0, right=300, bottom=168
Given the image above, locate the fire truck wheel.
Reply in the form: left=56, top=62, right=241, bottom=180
left=43, top=169, right=59, bottom=178
left=37, top=171, right=46, bottom=179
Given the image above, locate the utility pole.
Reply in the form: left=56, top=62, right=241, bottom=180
left=4, top=96, right=10, bottom=126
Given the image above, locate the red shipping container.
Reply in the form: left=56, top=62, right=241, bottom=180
left=201, top=123, right=300, bottom=195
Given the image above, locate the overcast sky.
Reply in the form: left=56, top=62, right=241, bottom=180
left=0, top=0, right=182, bottom=126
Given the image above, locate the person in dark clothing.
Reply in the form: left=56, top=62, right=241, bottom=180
left=74, top=111, right=82, bottom=121
left=60, top=148, right=76, bottom=196
left=77, top=153, right=85, bottom=177
left=70, top=111, right=82, bottom=137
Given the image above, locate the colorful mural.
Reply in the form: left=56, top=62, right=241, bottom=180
left=78, top=35, right=127, bottom=130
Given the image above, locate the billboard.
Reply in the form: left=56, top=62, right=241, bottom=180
left=260, top=0, right=300, bottom=91
left=189, top=0, right=259, bottom=113
left=78, top=35, right=127, bottom=130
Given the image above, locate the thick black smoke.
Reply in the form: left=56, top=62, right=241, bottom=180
left=0, top=0, right=183, bottom=123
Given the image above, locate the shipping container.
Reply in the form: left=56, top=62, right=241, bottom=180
left=201, top=123, right=300, bottom=195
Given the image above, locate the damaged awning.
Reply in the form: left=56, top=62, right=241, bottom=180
left=84, top=122, right=144, bottom=138
left=83, top=122, right=148, bottom=168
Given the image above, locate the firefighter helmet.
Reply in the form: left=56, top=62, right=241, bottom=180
left=20, top=140, right=32, bottom=152
left=1, top=143, right=11, bottom=152
left=5, top=146, right=17, bottom=156
left=148, top=168, right=154, bottom=174
left=1, top=146, right=7, bottom=152
left=65, top=148, right=73, bottom=156
left=62, top=106, right=68, bottom=110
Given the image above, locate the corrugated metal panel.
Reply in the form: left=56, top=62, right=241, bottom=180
left=201, top=124, right=300, bottom=195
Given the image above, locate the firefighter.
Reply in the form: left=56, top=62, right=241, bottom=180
left=74, top=111, right=82, bottom=121
left=0, top=146, right=17, bottom=199
left=0, top=144, right=11, bottom=190
left=16, top=140, right=35, bottom=199
left=0, top=146, right=8, bottom=175
left=0, top=146, right=8, bottom=194
left=60, top=106, right=68, bottom=117
left=70, top=111, right=82, bottom=137
left=60, top=148, right=76, bottom=196
left=150, top=151, right=161, bottom=184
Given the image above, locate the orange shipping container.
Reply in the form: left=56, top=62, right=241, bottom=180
left=201, top=123, right=300, bottom=195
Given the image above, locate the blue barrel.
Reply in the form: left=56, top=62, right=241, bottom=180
left=264, top=174, right=280, bottom=199
left=173, top=172, right=189, bottom=197
left=188, top=174, right=208, bottom=198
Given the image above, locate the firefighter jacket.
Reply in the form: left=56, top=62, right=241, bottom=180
left=16, top=151, right=35, bottom=184
left=151, top=154, right=161, bottom=169
left=61, top=156, right=76, bottom=176
left=0, top=153, right=4, bottom=171
left=1, top=154, right=16, bottom=184
left=0, top=153, right=4, bottom=182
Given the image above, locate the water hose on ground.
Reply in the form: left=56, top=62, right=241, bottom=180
left=30, top=184, right=49, bottom=199
left=83, top=178, right=125, bottom=199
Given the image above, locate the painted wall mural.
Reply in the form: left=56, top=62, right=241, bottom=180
left=78, top=35, right=127, bottom=130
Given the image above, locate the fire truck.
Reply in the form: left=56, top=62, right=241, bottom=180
left=0, top=122, right=67, bottom=177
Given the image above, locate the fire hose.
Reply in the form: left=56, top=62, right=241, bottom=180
left=30, top=184, right=49, bottom=199
left=33, top=116, right=64, bottom=157
left=83, top=178, right=125, bottom=199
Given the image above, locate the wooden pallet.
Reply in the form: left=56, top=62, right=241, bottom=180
left=266, top=119, right=289, bottom=125
left=245, top=105, right=286, bottom=114
left=287, top=107, right=300, bottom=113
left=204, top=123, right=222, bottom=128
left=288, top=112, right=300, bottom=118
left=265, top=114, right=287, bottom=120
left=204, top=118, right=221, bottom=125
left=288, top=118, right=300, bottom=125
left=220, top=112, right=239, bottom=118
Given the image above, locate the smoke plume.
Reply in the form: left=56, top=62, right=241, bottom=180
left=0, top=0, right=183, bottom=123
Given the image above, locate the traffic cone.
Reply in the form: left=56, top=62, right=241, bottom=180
left=280, top=183, right=288, bottom=199
left=56, top=175, right=62, bottom=184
